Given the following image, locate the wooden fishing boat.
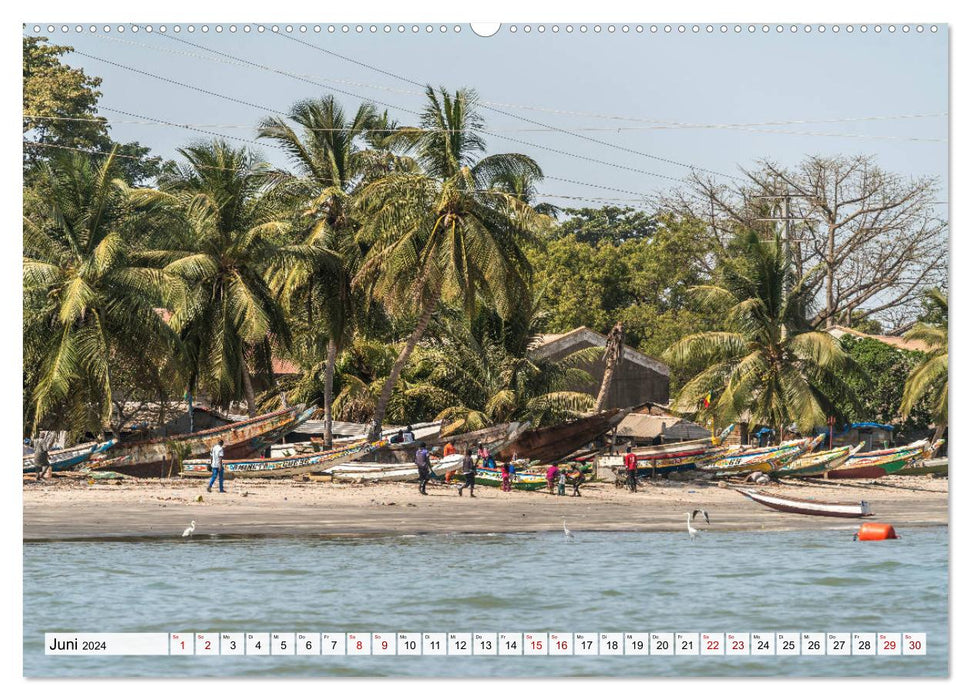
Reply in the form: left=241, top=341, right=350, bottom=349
left=269, top=420, right=443, bottom=458
left=703, top=435, right=823, bottom=474
left=181, top=438, right=386, bottom=478
left=96, top=405, right=306, bottom=477
left=495, top=409, right=628, bottom=464
left=22, top=439, right=116, bottom=473
left=824, top=440, right=943, bottom=480
left=365, top=421, right=530, bottom=464
left=326, top=454, right=465, bottom=482
left=736, top=488, right=873, bottom=518
left=900, top=456, right=948, bottom=476
left=772, top=442, right=864, bottom=477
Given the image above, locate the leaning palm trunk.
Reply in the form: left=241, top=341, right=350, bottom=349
left=241, top=364, right=258, bottom=417
left=323, top=338, right=338, bottom=448
left=594, top=322, right=624, bottom=412
left=367, top=289, right=441, bottom=439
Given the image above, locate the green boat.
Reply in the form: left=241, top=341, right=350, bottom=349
left=473, top=466, right=550, bottom=491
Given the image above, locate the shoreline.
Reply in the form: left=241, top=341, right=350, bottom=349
left=23, top=474, right=948, bottom=541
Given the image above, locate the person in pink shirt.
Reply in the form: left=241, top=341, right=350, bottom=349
left=546, top=464, right=559, bottom=494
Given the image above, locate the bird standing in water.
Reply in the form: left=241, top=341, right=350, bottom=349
left=563, top=519, right=575, bottom=540
left=182, top=520, right=196, bottom=538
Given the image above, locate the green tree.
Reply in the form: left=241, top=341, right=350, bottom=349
left=900, top=288, right=947, bottom=439
left=259, top=96, right=383, bottom=445
left=23, top=36, right=163, bottom=184
left=664, top=231, right=861, bottom=437
left=143, top=141, right=293, bottom=415
left=354, top=86, right=547, bottom=439
left=23, top=149, right=176, bottom=436
left=835, top=336, right=932, bottom=430
left=554, top=205, right=657, bottom=245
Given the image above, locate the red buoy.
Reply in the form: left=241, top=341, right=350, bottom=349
left=855, top=523, right=899, bottom=541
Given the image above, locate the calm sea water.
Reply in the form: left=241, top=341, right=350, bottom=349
left=24, top=527, right=948, bottom=677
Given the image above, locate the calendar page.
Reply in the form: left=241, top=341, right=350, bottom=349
left=19, top=2, right=952, bottom=684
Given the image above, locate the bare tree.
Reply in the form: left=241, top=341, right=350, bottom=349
left=667, top=155, right=947, bottom=330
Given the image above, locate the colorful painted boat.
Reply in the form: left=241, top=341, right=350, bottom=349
left=181, top=438, right=387, bottom=478
left=595, top=424, right=735, bottom=477
left=326, top=454, right=465, bottom=482
left=495, top=409, right=628, bottom=464
left=22, top=439, right=116, bottom=473
left=97, top=405, right=306, bottom=477
left=821, top=440, right=941, bottom=480
left=703, top=435, right=823, bottom=474
left=900, top=456, right=948, bottom=476
left=772, top=442, right=865, bottom=477
left=366, top=421, right=530, bottom=464
left=736, top=489, right=873, bottom=518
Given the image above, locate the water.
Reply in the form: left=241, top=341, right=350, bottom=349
left=24, top=527, right=948, bottom=677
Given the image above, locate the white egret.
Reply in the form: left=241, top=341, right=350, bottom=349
left=563, top=519, right=574, bottom=540
left=182, top=520, right=196, bottom=538
left=685, top=510, right=709, bottom=540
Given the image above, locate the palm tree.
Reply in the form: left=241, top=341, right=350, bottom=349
left=664, top=230, right=861, bottom=438
left=354, top=86, right=548, bottom=439
left=418, top=310, right=599, bottom=433
left=141, top=141, right=292, bottom=415
left=900, top=288, right=947, bottom=441
left=23, top=148, right=176, bottom=436
left=258, top=97, right=382, bottom=445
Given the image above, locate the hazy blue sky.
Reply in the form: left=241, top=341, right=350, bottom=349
left=25, top=23, right=949, bottom=211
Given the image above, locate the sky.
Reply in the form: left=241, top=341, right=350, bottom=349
left=23, top=22, right=949, bottom=213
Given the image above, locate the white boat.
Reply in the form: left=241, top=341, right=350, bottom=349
left=269, top=421, right=444, bottom=458
left=325, top=454, right=465, bottom=482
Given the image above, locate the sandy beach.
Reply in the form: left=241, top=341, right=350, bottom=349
left=23, top=473, right=948, bottom=540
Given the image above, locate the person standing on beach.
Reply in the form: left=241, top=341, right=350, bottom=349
left=624, top=446, right=638, bottom=493
left=500, top=462, right=512, bottom=492
left=442, top=441, right=457, bottom=483
left=557, top=468, right=566, bottom=496
left=570, top=467, right=586, bottom=497
left=546, top=464, right=559, bottom=494
left=415, top=441, right=431, bottom=495
left=34, top=440, right=50, bottom=482
left=457, top=448, right=477, bottom=497
left=207, top=439, right=226, bottom=493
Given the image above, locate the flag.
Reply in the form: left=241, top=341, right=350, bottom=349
left=703, top=392, right=712, bottom=409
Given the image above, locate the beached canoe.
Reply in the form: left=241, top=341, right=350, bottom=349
left=22, top=439, right=116, bottom=473
left=899, top=456, right=948, bottom=476
left=95, top=405, right=307, bottom=477
left=736, top=488, right=873, bottom=518
left=703, top=435, right=823, bottom=474
left=495, top=409, right=628, bottom=464
left=772, top=442, right=864, bottom=477
left=821, top=440, right=939, bottom=480
left=326, top=454, right=465, bottom=482
left=366, top=421, right=530, bottom=464
left=269, top=420, right=443, bottom=458
left=181, top=438, right=386, bottom=478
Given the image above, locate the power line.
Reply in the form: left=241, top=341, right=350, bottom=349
left=22, top=140, right=653, bottom=208
left=271, top=30, right=741, bottom=181
left=91, top=30, right=947, bottom=132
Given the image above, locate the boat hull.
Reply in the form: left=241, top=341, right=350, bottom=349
left=472, top=467, right=549, bottom=491
left=182, top=439, right=384, bottom=478
left=100, top=406, right=304, bottom=477
left=326, top=455, right=465, bottom=482
left=22, top=439, right=116, bottom=473
left=736, top=489, right=873, bottom=518
left=495, top=409, right=626, bottom=464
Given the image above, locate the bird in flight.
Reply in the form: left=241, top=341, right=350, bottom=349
left=563, top=519, right=575, bottom=540
left=182, top=520, right=196, bottom=538
left=685, top=510, right=709, bottom=540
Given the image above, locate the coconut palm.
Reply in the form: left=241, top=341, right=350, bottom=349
left=258, top=97, right=382, bottom=444
left=23, top=148, right=176, bottom=436
left=419, top=310, right=600, bottom=433
left=664, top=230, right=861, bottom=438
left=354, top=86, right=548, bottom=439
left=900, top=288, right=947, bottom=440
left=142, top=141, right=293, bottom=415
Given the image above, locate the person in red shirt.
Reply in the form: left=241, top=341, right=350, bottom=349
left=624, top=446, right=638, bottom=493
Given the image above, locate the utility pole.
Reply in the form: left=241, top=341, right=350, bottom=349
left=754, top=190, right=814, bottom=280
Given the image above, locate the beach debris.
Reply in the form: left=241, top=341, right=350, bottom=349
left=182, top=520, right=196, bottom=537
left=196, top=495, right=204, bottom=502
left=854, top=522, right=899, bottom=541
left=562, top=519, right=575, bottom=540
left=746, top=471, right=771, bottom=484
left=685, top=509, right=710, bottom=541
